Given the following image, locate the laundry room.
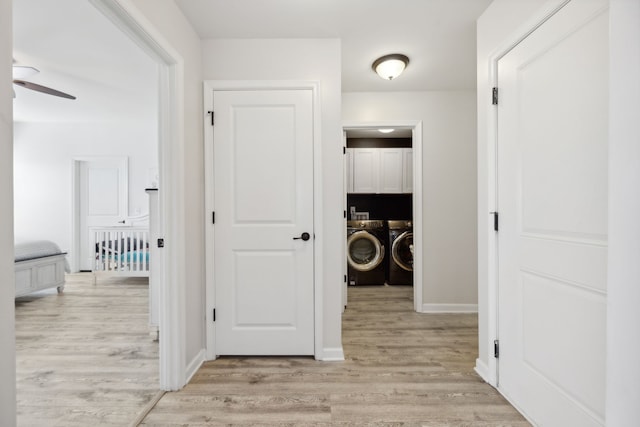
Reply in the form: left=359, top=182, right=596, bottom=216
left=345, top=129, right=414, bottom=287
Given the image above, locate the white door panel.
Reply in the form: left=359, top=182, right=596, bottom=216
left=78, top=158, right=128, bottom=271
left=213, top=89, right=314, bottom=356
left=497, top=0, right=608, bottom=425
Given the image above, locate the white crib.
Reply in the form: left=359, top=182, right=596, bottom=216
left=92, top=226, right=150, bottom=277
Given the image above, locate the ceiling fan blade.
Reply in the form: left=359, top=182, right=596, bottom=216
left=13, top=79, right=76, bottom=100
left=12, top=65, right=39, bottom=79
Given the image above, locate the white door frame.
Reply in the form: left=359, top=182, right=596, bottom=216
left=203, top=80, right=324, bottom=360
left=342, top=121, right=423, bottom=313
left=89, top=0, right=187, bottom=390
left=71, top=156, right=129, bottom=273
left=483, top=0, right=572, bottom=388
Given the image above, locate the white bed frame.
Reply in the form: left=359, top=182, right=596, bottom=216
left=15, top=254, right=66, bottom=297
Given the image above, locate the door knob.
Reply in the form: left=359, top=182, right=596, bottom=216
left=293, top=232, right=311, bottom=241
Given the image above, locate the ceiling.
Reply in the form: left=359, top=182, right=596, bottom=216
left=12, top=0, right=158, bottom=123
left=174, top=0, right=493, bottom=92
left=13, top=0, right=492, bottom=123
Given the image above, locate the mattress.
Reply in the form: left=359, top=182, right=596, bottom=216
left=15, top=240, right=65, bottom=262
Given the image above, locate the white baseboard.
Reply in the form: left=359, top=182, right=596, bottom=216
left=475, top=358, right=491, bottom=383
left=320, top=347, right=345, bottom=361
left=185, top=349, right=206, bottom=385
left=421, top=303, right=478, bottom=313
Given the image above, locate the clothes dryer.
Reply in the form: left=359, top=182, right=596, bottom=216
left=346, top=220, right=386, bottom=285
left=388, top=220, right=413, bottom=285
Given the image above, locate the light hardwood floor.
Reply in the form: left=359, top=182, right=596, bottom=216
left=15, top=273, right=159, bottom=427
left=141, top=285, right=529, bottom=426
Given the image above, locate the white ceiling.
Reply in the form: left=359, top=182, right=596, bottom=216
left=13, top=0, right=492, bottom=122
left=12, top=0, right=158, bottom=123
left=174, top=0, right=493, bottom=92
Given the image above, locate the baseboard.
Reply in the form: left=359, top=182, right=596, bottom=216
left=320, top=347, right=345, bottom=361
left=475, top=358, right=491, bottom=383
left=185, top=349, right=206, bottom=385
left=421, top=303, right=478, bottom=313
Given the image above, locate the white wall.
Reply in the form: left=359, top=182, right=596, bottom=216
left=607, top=0, right=640, bottom=424
left=13, top=121, right=157, bottom=258
left=476, top=0, right=549, bottom=379
left=0, top=0, right=16, bottom=424
left=201, top=38, right=344, bottom=357
left=343, top=91, right=478, bottom=307
left=129, top=0, right=205, bottom=378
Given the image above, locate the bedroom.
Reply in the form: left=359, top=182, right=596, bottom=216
left=11, top=0, right=162, bottom=420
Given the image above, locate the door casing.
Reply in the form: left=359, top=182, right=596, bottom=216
left=343, top=121, right=423, bottom=313
left=203, top=80, right=324, bottom=360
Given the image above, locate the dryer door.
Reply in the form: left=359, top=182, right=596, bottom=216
left=392, top=231, right=413, bottom=271
left=347, top=230, right=385, bottom=272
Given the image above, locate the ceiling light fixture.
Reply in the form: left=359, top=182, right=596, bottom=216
left=372, top=54, right=410, bottom=80
left=378, top=128, right=395, bottom=134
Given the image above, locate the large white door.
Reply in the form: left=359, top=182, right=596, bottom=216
left=78, top=158, right=128, bottom=271
left=213, top=89, right=314, bottom=355
left=497, top=1, right=608, bottom=425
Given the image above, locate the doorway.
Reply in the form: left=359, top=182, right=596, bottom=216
left=342, top=122, right=423, bottom=312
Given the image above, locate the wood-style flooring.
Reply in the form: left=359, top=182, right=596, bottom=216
left=141, top=285, right=529, bottom=426
left=15, top=273, right=159, bottom=427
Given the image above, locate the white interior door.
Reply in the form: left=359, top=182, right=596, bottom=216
left=497, top=1, right=608, bottom=425
left=213, top=89, right=314, bottom=356
left=78, top=158, right=128, bottom=271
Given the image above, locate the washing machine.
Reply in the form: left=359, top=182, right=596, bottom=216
left=388, top=220, right=413, bottom=285
left=347, top=220, right=386, bottom=285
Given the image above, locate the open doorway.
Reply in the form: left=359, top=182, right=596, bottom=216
left=342, top=121, right=423, bottom=312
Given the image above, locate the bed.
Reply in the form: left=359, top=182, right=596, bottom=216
left=15, top=240, right=69, bottom=297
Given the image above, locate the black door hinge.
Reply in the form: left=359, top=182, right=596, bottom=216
left=343, top=210, right=347, bottom=219
left=213, top=308, right=216, bottom=322
left=207, top=110, right=214, bottom=126
left=494, top=339, right=500, bottom=358
left=157, top=238, right=164, bottom=248
left=344, top=274, right=347, bottom=283
left=492, top=87, right=499, bottom=105
left=212, top=211, right=215, bottom=224
left=343, top=147, right=346, bottom=154
left=490, top=212, right=499, bottom=231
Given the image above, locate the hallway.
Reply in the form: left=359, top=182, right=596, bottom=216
left=141, top=285, right=528, bottom=425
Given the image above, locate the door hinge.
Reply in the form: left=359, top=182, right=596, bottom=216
left=343, top=147, right=346, bottom=154
left=492, top=87, right=499, bottom=105
left=490, top=211, right=499, bottom=231
left=157, top=238, right=164, bottom=248
left=212, top=211, right=215, bottom=224
left=344, top=274, right=347, bottom=283
left=207, top=110, right=214, bottom=126
left=343, top=210, right=347, bottom=219
left=213, top=308, right=216, bottom=322
left=494, top=339, right=500, bottom=358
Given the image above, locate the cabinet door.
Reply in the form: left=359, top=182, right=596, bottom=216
left=402, top=148, right=413, bottom=193
left=352, top=148, right=380, bottom=193
left=379, top=148, right=404, bottom=193
left=345, top=148, right=354, bottom=193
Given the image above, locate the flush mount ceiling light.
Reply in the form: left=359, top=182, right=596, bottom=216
left=378, top=128, right=395, bottom=134
left=372, top=54, right=410, bottom=80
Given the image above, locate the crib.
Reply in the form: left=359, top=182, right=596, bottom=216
left=92, top=226, right=150, bottom=277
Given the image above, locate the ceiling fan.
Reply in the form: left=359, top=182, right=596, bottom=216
left=13, top=62, right=76, bottom=100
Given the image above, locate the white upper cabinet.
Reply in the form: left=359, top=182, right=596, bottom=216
left=402, top=148, right=413, bottom=193
left=349, top=147, right=412, bottom=194
left=351, top=148, right=380, bottom=193
left=345, top=147, right=354, bottom=194
left=379, top=148, right=404, bottom=193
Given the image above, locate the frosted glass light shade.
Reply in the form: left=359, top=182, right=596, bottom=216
left=372, top=54, right=409, bottom=80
